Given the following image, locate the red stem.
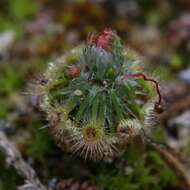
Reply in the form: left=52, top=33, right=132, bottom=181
left=123, top=73, right=162, bottom=106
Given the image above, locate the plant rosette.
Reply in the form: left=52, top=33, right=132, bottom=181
left=35, top=29, right=163, bottom=161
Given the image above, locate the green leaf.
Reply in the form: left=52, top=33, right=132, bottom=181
left=91, top=94, right=100, bottom=120
left=76, top=87, right=98, bottom=121
left=105, top=96, right=114, bottom=131
left=98, top=93, right=106, bottom=124
left=111, top=90, right=125, bottom=120
left=65, top=95, right=79, bottom=114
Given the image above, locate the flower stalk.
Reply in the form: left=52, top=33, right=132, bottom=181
left=123, top=73, right=163, bottom=113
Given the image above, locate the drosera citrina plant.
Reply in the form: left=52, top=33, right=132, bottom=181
left=35, top=29, right=164, bottom=161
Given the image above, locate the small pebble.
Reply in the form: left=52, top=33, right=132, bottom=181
left=179, top=68, right=190, bottom=84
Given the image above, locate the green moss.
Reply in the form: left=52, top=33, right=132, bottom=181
left=26, top=121, right=55, bottom=162
left=8, top=0, right=38, bottom=22
left=0, top=0, right=38, bottom=36
left=0, top=100, right=10, bottom=119
left=91, top=147, right=177, bottom=190
left=0, top=153, right=22, bottom=190
left=0, top=66, right=23, bottom=96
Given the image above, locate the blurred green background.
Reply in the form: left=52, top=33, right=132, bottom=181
left=0, top=0, right=190, bottom=189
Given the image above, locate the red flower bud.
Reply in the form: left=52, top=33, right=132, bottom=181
left=96, top=29, right=114, bottom=49
left=66, top=66, right=80, bottom=78
left=87, top=29, right=114, bottom=49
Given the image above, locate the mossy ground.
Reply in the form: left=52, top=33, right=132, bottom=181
left=0, top=0, right=189, bottom=189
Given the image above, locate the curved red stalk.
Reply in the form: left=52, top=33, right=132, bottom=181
left=123, top=73, right=162, bottom=107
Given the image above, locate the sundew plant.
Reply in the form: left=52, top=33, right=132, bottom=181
left=35, top=29, right=163, bottom=161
